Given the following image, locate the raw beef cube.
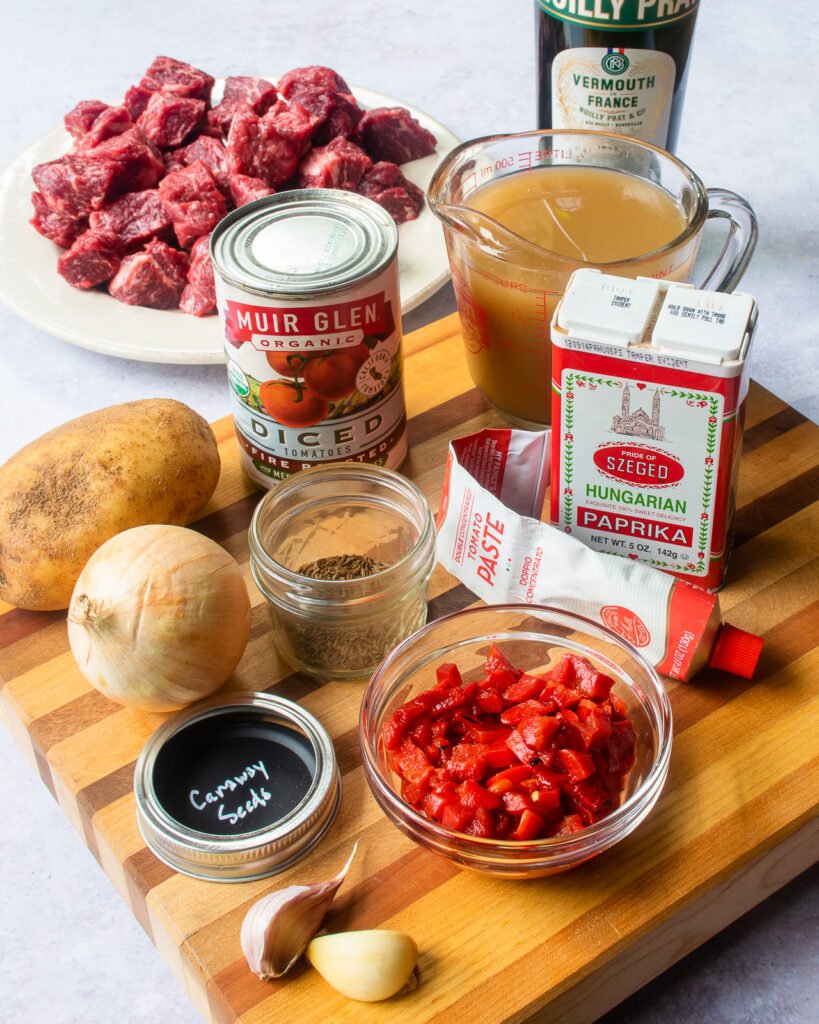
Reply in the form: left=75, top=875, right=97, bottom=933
left=85, top=128, right=164, bottom=194
left=75, top=106, right=133, bottom=148
left=278, top=66, right=351, bottom=99
left=227, top=100, right=319, bottom=188
left=207, top=76, right=278, bottom=137
left=158, top=160, right=227, bottom=248
left=285, top=84, right=363, bottom=145
left=58, top=230, right=121, bottom=289
left=298, top=136, right=372, bottom=191
left=355, top=107, right=436, bottom=164
left=229, top=174, right=274, bottom=207
left=358, top=161, right=425, bottom=223
left=30, top=191, right=86, bottom=248
left=64, top=100, right=110, bottom=139
left=137, top=90, right=205, bottom=148
left=108, top=238, right=189, bottom=309
left=228, top=173, right=274, bottom=207
left=180, top=233, right=216, bottom=316
left=124, top=84, right=153, bottom=121
left=89, top=189, right=170, bottom=248
left=32, top=155, right=117, bottom=217
left=171, top=135, right=229, bottom=196
left=139, top=56, right=215, bottom=105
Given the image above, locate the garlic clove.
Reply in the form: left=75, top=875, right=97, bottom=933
left=241, top=842, right=357, bottom=980
left=305, top=929, right=419, bottom=1002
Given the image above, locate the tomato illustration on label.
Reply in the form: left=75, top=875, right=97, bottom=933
left=303, top=343, right=371, bottom=400
left=258, top=379, right=329, bottom=428
left=265, top=351, right=313, bottom=378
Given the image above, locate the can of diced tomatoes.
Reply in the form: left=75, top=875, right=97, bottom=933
left=211, top=190, right=407, bottom=488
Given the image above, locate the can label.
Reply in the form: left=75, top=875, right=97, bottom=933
left=216, top=261, right=406, bottom=487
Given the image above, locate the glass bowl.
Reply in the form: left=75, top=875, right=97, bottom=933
left=359, top=605, right=672, bottom=879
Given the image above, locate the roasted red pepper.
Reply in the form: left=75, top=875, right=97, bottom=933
left=382, top=647, right=637, bottom=842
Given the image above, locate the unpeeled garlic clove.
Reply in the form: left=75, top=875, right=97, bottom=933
left=241, top=842, right=357, bottom=980
left=305, top=929, right=419, bottom=1002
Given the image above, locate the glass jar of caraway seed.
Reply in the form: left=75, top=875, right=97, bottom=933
left=248, top=464, right=436, bottom=681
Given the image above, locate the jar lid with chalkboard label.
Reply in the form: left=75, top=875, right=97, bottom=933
left=134, top=693, right=341, bottom=881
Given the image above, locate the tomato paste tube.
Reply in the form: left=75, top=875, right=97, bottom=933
left=436, top=429, right=762, bottom=681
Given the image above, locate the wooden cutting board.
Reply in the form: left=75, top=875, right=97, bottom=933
left=1, top=312, right=817, bottom=1024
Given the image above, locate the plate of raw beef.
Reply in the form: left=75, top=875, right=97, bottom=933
left=0, top=60, right=459, bottom=364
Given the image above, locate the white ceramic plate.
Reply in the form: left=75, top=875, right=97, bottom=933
left=0, top=85, right=458, bottom=364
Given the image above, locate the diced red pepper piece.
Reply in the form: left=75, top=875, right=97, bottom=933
left=502, top=673, right=544, bottom=703
left=477, top=690, right=505, bottom=714
left=485, top=667, right=519, bottom=692
left=464, top=806, right=496, bottom=838
left=550, top=813, right=585, bottom=836
left=494, top=811, right=515, bottom=838
left=502, top=790, right=538, bottom=815
left=556, top=747, right=596, bottom=782
left=429, top=686, right=468, bottom=717
left=485, top=643, right=522, bottom=678
left=409, top=717, right=432, bottom=747
left=485, top=742, right=516, bottom=769
left=441, top=800, right=473, bottom=832
left=550, top=657, right=576, bottom=688
left=577, top=669, right=615, bottom=701
left=567, top=778, right=611, bottom=813
left=435, top=662, right=464, bottom=690
left=446, top=742, right=490, bottom=782
left=509, top=808, right=545, bottom=841
left=608, top=691, right=630, bottom=720
left=423, top=789, right=458, bottom=821
left=550, top=684, right=584, bottom=708
left=533, top=765, right=569, bottom=790
left=464, top=720, right=509, bottom=745
left=487, top=765, right=534, bottom=788
left=383, top=689, right=438, bottom=749
left=605, top=719, right=637, bottom=776
left=529, top=786, right=563, bottom=820
left=458, top=779, right=503, bottom=811
left=505, top=728, right=541, bottom=767
left=401, top=778, right=427, bottom=807
left=391, top=737, right=433, bottom=788
left=500, top=699, right=551, bottom=726
left=518, top=714, right=561, bottom=752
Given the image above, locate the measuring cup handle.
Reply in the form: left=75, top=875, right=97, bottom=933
left=696, top=188, right=759, bottom=294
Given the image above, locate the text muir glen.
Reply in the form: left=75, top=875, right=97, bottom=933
left=235, top=299, right=382, bottom=337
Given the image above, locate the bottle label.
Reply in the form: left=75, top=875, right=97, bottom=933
left=551, top=47, right=675, bottom=146
left=536, top=0, right=699, bottom=31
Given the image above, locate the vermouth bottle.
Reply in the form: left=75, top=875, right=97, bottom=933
left=536, top=0, right=700, bottom=153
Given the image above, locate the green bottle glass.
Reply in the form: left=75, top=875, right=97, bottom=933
left=535, top=0, right=700, bottom=153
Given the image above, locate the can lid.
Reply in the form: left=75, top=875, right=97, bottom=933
left=134, top=693, right=341, bottom=881
left=210, top=189, right=398, bottom=298
left=708, top=623, right=764, bottom=678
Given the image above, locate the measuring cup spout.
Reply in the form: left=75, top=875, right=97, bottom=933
left=430, top=201, right=561, bottom=266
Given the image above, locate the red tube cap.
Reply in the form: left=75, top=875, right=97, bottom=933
left=708, top=624, right=764, bottom=678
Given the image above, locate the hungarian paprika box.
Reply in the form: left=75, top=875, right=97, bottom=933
left=550, top=268, right=758, bottom=591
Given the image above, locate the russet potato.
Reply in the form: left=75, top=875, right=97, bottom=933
left=0, top=399, right=220, bottom=610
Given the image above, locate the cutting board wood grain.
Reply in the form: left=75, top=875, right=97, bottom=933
left=1, top=312, right=818, bottom=1024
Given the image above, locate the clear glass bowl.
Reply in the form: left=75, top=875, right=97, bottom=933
left=359, top=605, right=672, bottom=878
left=248, top=464, right=436, bottom=682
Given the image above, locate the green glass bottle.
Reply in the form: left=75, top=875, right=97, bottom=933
left=535, top=0, right=700, bottom=153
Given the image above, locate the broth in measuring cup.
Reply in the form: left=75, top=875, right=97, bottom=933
left=448, top=166, right=694, bottom=427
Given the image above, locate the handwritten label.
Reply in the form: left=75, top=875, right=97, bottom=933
left=188, top=760, right=274, bottom=827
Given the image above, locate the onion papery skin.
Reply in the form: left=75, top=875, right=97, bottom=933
left=67, top=524, right=251, bottom=711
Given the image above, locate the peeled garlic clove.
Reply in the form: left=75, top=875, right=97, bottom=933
left=241, top=843, right=357, bottom=979
left=305, top=930, right=419, bottom=1002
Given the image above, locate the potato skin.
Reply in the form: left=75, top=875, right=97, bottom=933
left=0, top=399, right=220, bottom=610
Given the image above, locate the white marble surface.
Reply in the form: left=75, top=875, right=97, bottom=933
left=0, top=2, right=817, bottom=1022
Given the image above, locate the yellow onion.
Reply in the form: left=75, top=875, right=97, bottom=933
left=67, top=524, right=251, bottom=711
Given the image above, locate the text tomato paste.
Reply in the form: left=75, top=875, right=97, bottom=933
left=383, top=645, right=637, bottom=841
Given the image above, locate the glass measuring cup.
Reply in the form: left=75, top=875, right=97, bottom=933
left=428, top=129, right=757, bottom=428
